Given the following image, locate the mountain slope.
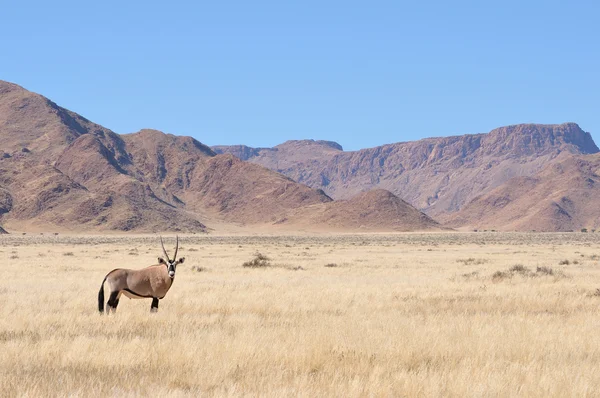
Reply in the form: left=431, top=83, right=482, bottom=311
left=0, top=82, right=206, bottom=231
left=0, top=80, right=131, bottom=165
left=277, top=189, right=442, bottom=231
left=213, top=123, right=599, bottom=218
left=446, top=154, right=600, bottom=232
left=121, top=131, right=334, bottom=223
left=0, top=80, right=435, bottom=232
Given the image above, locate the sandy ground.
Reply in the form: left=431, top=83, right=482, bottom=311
left=2, top=232, right=600, bottom=397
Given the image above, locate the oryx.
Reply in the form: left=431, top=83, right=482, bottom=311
left=98, top=236, right=185, bottom=313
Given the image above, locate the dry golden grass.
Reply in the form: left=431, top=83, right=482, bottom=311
left=2, top=232, right=600, bottom=397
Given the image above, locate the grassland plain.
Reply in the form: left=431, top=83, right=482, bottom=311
left=2, top=232, right=600, bottom=397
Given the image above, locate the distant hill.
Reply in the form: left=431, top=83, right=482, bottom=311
left=213, top=123, right=599, bottom=220
left=0, top=80, right=438, bottom=233
left=212, top=139, right=343, bottom=164
left=277, top=189, right=442, bottom=232
left=446, top=154, right=600, bottom=231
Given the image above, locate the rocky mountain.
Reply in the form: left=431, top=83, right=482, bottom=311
left=0, top=81, right=130, bottom=164
left=0, top=80, right=440, bottom=232
left=213, top=124, right=599, bottom=219
left=6, top=78, right=598, bottom=233
left=0, top=80, right=154, bottom=232
left=446, top=154, right=600, bottom=231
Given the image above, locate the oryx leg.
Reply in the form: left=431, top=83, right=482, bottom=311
left=107, top=290, right=122, bottom=313
left=150, top=297, right=159, bottom=313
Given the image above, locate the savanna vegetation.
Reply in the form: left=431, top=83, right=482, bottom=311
left=2, top=232, right=600, bottom=397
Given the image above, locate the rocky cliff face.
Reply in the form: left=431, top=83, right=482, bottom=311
left=213, top=123, right=599, bottom=218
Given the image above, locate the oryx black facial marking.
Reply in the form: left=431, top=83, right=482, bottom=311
left=98, top=236, right=186, bottom=314
left=160, top=236, right=184, bottom=280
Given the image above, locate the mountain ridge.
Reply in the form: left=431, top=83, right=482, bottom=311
left=0, top=80, right=440, bottom=233
left=213, top=122, right=598, bottom=218
left=3, top=78, right=599, bottom=233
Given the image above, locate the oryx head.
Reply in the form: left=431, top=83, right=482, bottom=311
left=159, top=236, right=185, bottom=279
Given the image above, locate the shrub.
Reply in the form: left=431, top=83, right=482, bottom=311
left=457, top=258, right=487, bottom=265
left=492, top=271, right=510, bottom=281
left=461, top=271, right=479, bottom=279
left=536, top=266, right=554, bottom=276
left=509, top=264, right=530, bottom=275
left=491, top=264, right=564, bottom=281
left=242, top=252, right=271, bottom=268
left=559, top=259, right=570, bottom=265
left=324, top=263, right=338, bottom=268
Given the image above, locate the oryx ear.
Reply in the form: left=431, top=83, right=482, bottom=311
left=178, top=257, right=185, bottom=264
left=158, top=257, right=166, bottom=264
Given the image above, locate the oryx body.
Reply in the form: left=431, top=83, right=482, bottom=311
left=98, top=237, right=185, bottom=313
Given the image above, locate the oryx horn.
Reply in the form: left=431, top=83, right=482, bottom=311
left=160, top=235, right=171, bottom=263
left=173, top=235, right=179, bottom=260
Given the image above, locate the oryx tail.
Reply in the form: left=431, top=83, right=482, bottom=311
left=98, top=275, right=108, bottom=313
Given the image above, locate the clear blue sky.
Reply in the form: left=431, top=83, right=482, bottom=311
left=2, top=1, right=599, bottom=150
